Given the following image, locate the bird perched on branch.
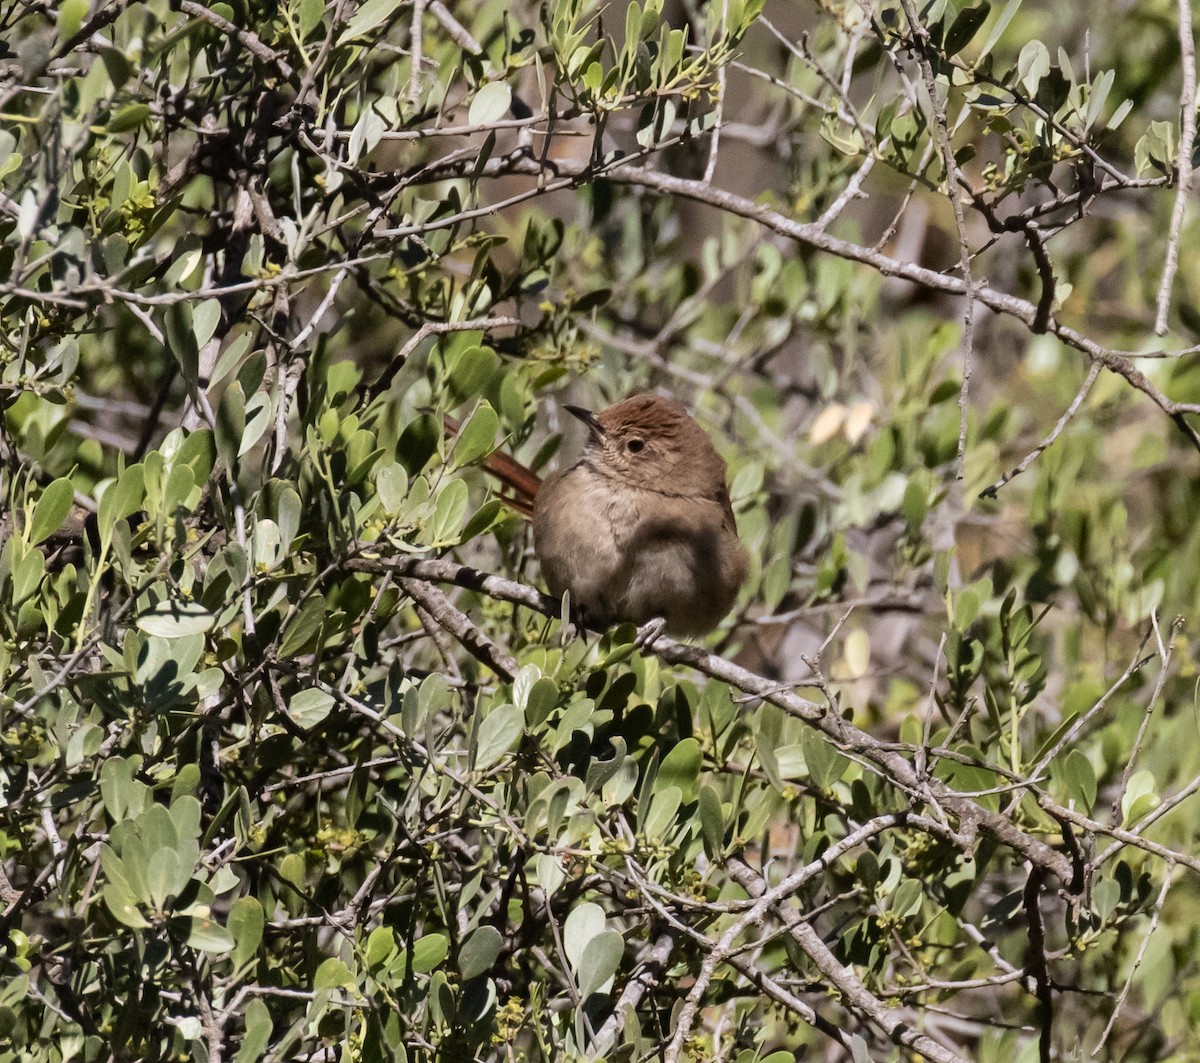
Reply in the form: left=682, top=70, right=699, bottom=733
left=458, top=394, right=748, bottom=637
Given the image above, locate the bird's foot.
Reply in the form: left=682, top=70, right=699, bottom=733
left=634, top=616, right=668, bottom=651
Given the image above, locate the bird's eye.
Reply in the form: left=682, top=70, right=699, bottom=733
left=626, top=438, right=645, bottom=453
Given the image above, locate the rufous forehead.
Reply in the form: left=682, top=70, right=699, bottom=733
left=598, top=394, right=689, bottom=430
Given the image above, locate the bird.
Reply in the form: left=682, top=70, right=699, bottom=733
left=529, top=394, right=749, bottom=637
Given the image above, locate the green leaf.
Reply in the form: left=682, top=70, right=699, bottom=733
left=29, top=477, right=74, bottom=545
left=1086, top=69, right=1115, bottom=129
left=234, top=999, right=272, bottom=1063
left=163, top=464, right=197, bottom=515
left=107, top=103, right=151, bottom=133
left=397, top=413, right=441, bottom=473
left=640, top=785, right=681, bottom=839
left=857, top=852, right=879, bottom=890
left=459, top=925, right=503, bottom=980
left=377, top=464, right=409, bottom=514
left=216, top=381, right=247, bottom=467
left=448, top=345, right=498, bottom=402
left=473, top=703, right=523, bottom=771
left=419, top=671, right=451, bottom=717
left=1135, top=120, right=1177, bottom=176
left=100, top=757, right=150, bottom=822
left=577, top=929, right=623, bottom=997
left=890, top=878, right=924, bottom=920
left=977, top=0, right=1021, bottom=59
left=1063, top=749, right=1096, bottom=811
left=469, top=82, right=513, bottom=126
left=1121, top=770, right=1160, bottom=824
left=146, top=848, right=183, bottom=909
left=655, top=737, right=701, bottom=803
left=339, top=0, right=406, bottom=42
left=276, top=486, right=302, bottom=549
left=428, top=478, right=469, bottom=544
left=314, top=958, right=355, bottom=988
left=450, top=402, right=500, bottom=469
left=9, top=542, right=44, bottom=606
left=1107, top=97, right=1134, bottom=131
left=801, top=728, right=847, bottom=791
left=136, top=601, right=216, bottom=639
left=943, top=2, right=990, bottom=55
left=103, top=880, right=150, bottom=928
left=298, top=0, right=325, bottom=37
left=98, top=463, right=145, bottom=535
left=289, top=688, right=335, bottom=729
left=1017, top=39, right=1050, bottom=97
left=698, top=783, right=725, bottom=858
left=524, top=677, right=560, bottom=728
left=584, top=737, right=626, bottom=793
left=410, top=933, right=449, bottom=974
left=57, top=0, right=89, bottom=43
left=177, top=429, right=217, bottom=483
left=192, top=299, right=221, bottom=349
left=1092, top=878, right=1120, bottom=921
left=229, top=896, right=265, bottom=968
left=563, top=903, right=606, bottom=969
left=279, top=593, right=327, bottom=657
left=366, top=926, right=397, bottom=970
left=166, top=303, right=200, bottom=385
left=530, top=857, right=563, bottom=903
left=239, top=394, right=272, bottom=458
left=185, top=912, right=235, bottom=953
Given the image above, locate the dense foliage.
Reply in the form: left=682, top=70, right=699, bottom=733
left=5, top=0, right=1200, bottom=1059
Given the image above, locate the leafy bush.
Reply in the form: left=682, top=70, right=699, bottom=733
left=5, top=0, right=1200, bottom=1060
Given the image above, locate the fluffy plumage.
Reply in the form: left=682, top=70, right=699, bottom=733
left=532, top=394, right=749, bottom=636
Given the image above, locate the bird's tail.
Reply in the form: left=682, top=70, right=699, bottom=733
left=443, top=415, right=541, bottom=518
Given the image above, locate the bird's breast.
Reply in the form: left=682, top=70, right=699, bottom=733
left=533, top=465, right=746, bottom=635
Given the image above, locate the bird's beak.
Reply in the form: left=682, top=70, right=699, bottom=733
left=564, top=405, right=605, bottom=439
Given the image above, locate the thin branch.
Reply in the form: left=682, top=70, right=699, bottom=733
left=1030, top=628, right=1153, bottom=777
left=663, top=814, right=906, bottom=1062
left=1155, top=0, right=1197, bottom=335
left=1091, top=863, right=1174, bottom=1055
left=899, top=0, right=976, bottom=480
left=399, top=577, right=518, bottom=680
left=408, top=0, right=427, bottom=107
left=1107, top=616, right=1183, bottom=828
left=178, top=0, right=296, bottom=80
left=980, top=363, right=1101, bottom=498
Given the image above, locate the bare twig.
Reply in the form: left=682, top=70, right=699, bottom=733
left=408, top=0, right=427, bottom=107
left=898, top=0, right=976, bottom=480
left=981, top=363, right=1101, bottom=498
left=1107, top=616, right=1183, bottom=828
left=178, top=0, right=296, bottom=80
left=399, top=577, right=518, bottom=680
left=1091, top=863, right=1175, bottom=1055
left=1155, top=0, right=1197, bottom=335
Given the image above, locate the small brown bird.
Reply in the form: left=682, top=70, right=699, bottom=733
left=531, top=394, right=749, bottom=637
